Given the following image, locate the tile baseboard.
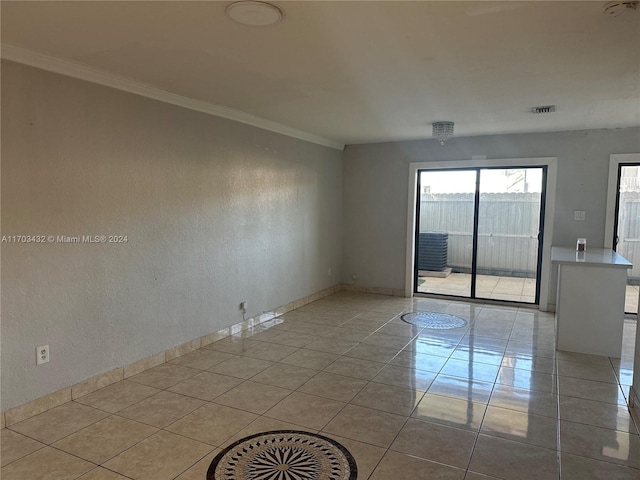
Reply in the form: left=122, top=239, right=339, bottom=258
left=342, top=284, right=407, bottom=297
left=1, top=284, right=346, bottom=427
left=4, top=388, right=71, bottom=427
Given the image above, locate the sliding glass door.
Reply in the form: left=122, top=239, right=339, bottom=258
left=415, top=166, right=546, bottom=304
left=415, top=170, right=476, bottom=297
left=613, top=163, right=640, bottom=314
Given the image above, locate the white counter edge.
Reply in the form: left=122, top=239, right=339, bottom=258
left=551, top=246, right=632, bottom=269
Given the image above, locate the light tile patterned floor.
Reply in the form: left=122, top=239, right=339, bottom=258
left=1, top=291, right=639, bottom=480
left=419, top=273, right=640, bottom=312
left=418, top=273, right=538, bottom=303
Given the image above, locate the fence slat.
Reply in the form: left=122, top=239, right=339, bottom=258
left=618, top=192, right=640, bottom=281
left=420, top=193, right=540, bottom=277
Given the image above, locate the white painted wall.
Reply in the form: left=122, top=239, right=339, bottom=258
left=342, top=128, right=640, bottom=306
left=1, top=61, right=343, bottom=410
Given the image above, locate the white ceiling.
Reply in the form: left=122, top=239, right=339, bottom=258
left=2, top=1, right=639, bottom=148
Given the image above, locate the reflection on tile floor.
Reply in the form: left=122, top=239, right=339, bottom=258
left=1, top=291, right=639, bottom=479
left=626, top=284, right=640, bottom=314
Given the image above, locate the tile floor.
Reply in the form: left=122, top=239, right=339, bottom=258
left=419, top=273, right=640, bottom=313
left=1, top=291, right=639, bottom=480
left=418, top=273, right=538, bottom=303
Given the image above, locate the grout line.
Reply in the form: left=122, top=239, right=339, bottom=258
left=461, top=308, right=515, bottom=477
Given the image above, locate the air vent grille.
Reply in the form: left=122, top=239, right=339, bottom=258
left=532, top=105, right=556, bottom=114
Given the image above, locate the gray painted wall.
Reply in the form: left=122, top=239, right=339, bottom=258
left=342, top=128, right=640, bottom=302
left=1, top=61, right=343, bottom=410
left=3, top=59, right=639, bottom=411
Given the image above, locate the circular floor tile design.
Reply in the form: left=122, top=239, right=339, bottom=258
left=401, top=311, right=468, bottom=329
left=207, top=430, right=357, bottom=480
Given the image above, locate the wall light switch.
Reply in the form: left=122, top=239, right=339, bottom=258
left=574, top=210, right=586, bottom=221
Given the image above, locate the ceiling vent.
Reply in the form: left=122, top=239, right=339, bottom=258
left=603, top=1, right=638, bottom=16
left=532, top=105, right=556, bottom=114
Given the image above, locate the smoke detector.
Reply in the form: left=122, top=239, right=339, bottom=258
left=226, top=1, right=284, bottom=26
left=603, top=1, right=638, bottom=16
left=532, top=105, right=556, bottom=114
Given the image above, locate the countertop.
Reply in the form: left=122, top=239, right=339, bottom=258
left=551, top=246, right=632, bottom=268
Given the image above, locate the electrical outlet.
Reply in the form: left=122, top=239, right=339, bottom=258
left=36, top=345, right=49, bottom=365
left=328, top=268, right=332, bottom=276
left=574, top=210, right=586, bottom=221
left=352, top=273, right=358, bottom=281
left=240, top=301, right=247, bottom=312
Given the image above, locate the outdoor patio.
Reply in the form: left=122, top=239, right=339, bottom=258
left=418, top=273, right=639, bottom=313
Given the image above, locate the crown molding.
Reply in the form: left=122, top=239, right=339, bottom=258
left=1, top=44, right=344, bottom=151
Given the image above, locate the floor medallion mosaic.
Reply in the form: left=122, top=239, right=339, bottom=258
left=207, top=430, right=357, bottom=480
left=401, top=311, right=468, bottom=329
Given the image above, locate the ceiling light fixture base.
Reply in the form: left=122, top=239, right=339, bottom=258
left=602, top=1, right=638, bottom=16
left=226, top=1, right=284, bottom=26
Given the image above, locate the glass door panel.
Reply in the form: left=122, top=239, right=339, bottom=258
left=476, top=168, right=544, bottom=303
left=615, top=164, right=640, bottom=314
left=416, top=170, right=476, bottom=297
